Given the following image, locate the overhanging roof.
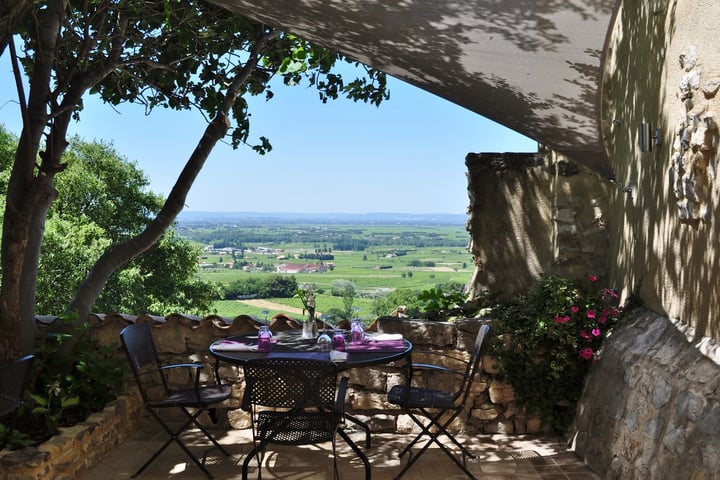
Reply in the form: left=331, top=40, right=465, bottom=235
left=208, top=0, right=618, bottom=177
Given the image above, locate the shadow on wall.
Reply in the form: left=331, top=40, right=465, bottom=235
left=603, top=0, right=720, bottom=338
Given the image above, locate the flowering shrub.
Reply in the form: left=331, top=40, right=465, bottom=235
left=490, top=275, right=623, bottom=432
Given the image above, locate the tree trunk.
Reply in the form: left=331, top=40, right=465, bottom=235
left=0, top=0, right=68, bottom=360
left=67, top=114, right=231, bottom=320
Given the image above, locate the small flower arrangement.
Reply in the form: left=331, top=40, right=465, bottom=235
left=295, top=284, right=316, bottom=321
left=491, top=274, right=623, bottom=432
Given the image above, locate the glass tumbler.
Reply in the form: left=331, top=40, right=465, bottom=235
left=332, top=329, right=346, bottom=351
left=350, top=318, right=364, bottom=344
left=317, top=331, right=332, bottom=352
left=258, top=325, right=272, bottom=352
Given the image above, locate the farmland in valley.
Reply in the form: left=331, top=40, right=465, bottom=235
left=177, top=212, right=474, bottom=320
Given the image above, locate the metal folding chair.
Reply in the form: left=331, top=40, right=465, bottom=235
left=120, top=323, right=232, bottom=479
left=241, top=357, right=370, bottom=480
left=387, top=323, right=491, bottom=479
left=0, top=355, right=34, bottom=450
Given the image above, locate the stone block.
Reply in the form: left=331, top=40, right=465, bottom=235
left=488, top=379, right=515, bottom=404
left=395, top=414, right=422, bottom=434
left=469, top=404, right=499, bottom=421
left=227, top=408, right=251, bottom=429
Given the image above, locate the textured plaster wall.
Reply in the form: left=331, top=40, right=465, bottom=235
left=602, top=0, right=720, bottom=338
left=570, top=2, right=720, bottom=478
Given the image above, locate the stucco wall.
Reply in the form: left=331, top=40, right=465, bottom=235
left=602, top=0, right=720, bottom=338
left=569, top=2, right=720, bottom=478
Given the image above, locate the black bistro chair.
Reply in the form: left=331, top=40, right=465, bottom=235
left=0, top=355, right=35, bottom=450
left=241, top=357, right=370, bottom=480
left=387, top=323, right=491, bottom=479
left=120, top=322, right=232, bottom=479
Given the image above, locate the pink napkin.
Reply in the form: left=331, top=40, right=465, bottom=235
left=346, top=340, right=406, bottom=352
left=212, top=340, right=258, bottom=352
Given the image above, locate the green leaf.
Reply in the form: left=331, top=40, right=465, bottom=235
left=61, top=396, right=81, bottom=409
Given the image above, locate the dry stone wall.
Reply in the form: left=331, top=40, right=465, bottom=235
left=88, top=313, right=556, bottom=436
left=573, top=309, right=720, bottom=479
left=0, top=392, right=142, bottom=480
left=465, top=151, right=611, bottom=300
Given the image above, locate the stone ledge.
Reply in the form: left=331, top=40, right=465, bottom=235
left=0, top=391, right=143, bottom=480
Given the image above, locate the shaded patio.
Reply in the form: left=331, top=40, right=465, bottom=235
left=82, top=411, right=600, bottom=480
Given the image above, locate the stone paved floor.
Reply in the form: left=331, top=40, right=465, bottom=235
left=83, top=416, right=601, bottom=480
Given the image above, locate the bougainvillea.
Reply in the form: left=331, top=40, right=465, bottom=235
left=491, top=275, right=623, bottom=432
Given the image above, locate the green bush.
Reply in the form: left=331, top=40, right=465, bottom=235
left=490, top=275, right=623, bottom=432
left=5, top=315, right=125, bottom=449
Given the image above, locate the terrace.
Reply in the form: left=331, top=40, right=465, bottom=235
left=1, top=314, right=602, bottom=480
left=84, top=418, right=600, bottom=479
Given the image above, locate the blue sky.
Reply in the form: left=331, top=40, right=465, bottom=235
left=0, top=55, right=536, bottom=215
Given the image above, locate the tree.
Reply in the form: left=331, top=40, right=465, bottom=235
left=331, top=279, right=356, bottom=319
left=0, top=0, right=388, bottom=359
left=0, top=128, right=219, bottom=317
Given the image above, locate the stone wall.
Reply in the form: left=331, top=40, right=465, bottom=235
left=465, top=151, right=611, bottom=301
left=0, top=391, right=143, bottom=480
left=87, top=313, right=549, bottom=436
left=572, top=309, right=720, bottom=479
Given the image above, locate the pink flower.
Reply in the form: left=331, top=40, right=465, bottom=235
left=603, top=288, right=619, bottom=299
left=555, top=315, right=570, bottom=324
left=580, top=330, right=591, bottom=339
left=579, top=348, right=594, bottom=360
left=589, top=274, right=598, bottom=282
left=587, top=309, right=596, bottom=319
left=598, top=316, right=607, bottom=324
left=571, top=306, right=579, bottom=314
left=592, top=328, right=601, bottom=337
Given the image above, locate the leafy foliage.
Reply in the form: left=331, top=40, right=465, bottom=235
left=0, top=130, right=219, bottom=316
left=415, top=283, right=468, bottom=319
left=490, top=275, right=623, bottom=432
left=8, top=314, right=125, bottom=448
left=2, top=0, right=391, bottom=355
left=224, top=275, right=298, bottom=300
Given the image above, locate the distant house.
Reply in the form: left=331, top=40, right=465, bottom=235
left=275, top=263, right=327, bottom=273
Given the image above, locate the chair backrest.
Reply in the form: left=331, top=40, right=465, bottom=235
left=0, top=355, right=35, bottom=418
left=455, top=323, right=491, bottom=403
left=242, top=358, right=338, bottom=410
left=120, top=323, right=168, bottom=401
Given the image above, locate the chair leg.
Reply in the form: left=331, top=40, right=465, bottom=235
left=418, top=407, right=476, bottom=460
left=241, top=445, right=262, bottom=480
left=134, top=408, right=216, bottom=479
left=338, top=428, right=371, bottom=480
left=344, top=412, right=372, bottom=448
left=182, top=407, right=231, bottom=457
left=394, top=409, right=478, bottom=480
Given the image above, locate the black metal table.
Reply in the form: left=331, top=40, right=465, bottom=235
left=210, top=329, right=412, bottom=369
left=210, top=329, right=412, bottom=447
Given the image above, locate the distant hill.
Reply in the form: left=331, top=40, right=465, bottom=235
left=177, top=211, right=467, bottom=226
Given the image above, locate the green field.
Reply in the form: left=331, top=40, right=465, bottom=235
left=181, top=218, right=474, bottom=320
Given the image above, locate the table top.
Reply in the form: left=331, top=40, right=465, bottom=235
left=210, top=330, right=412, bottom=369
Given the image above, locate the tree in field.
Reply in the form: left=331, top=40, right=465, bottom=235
left=331, top=279, right=356, bottom=319
left=0, top=0, right=388, bottom=359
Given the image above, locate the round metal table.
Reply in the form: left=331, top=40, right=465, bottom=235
left=210, top=329, right=412, bottom=369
